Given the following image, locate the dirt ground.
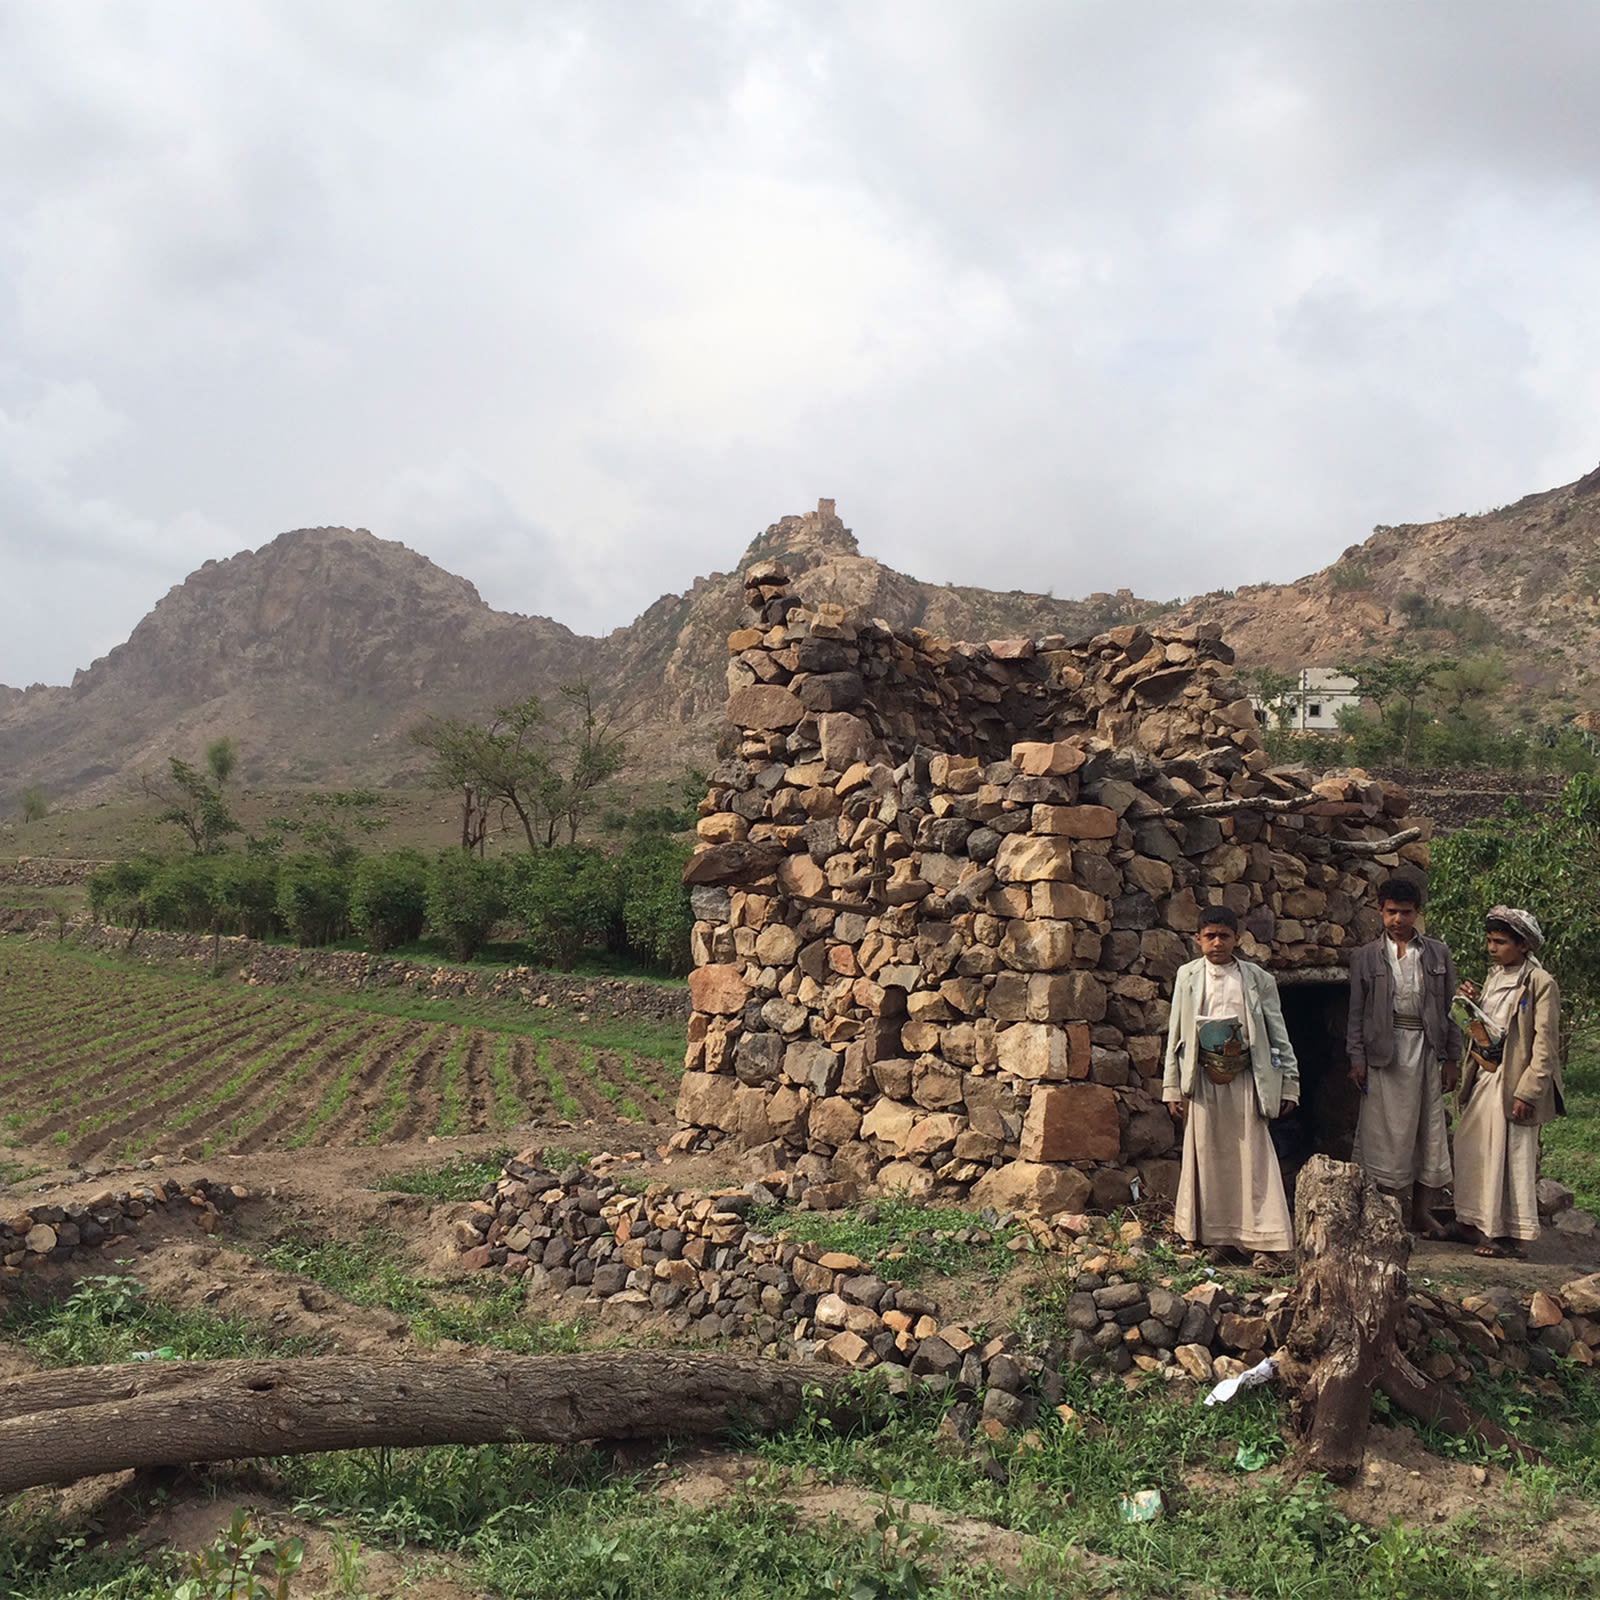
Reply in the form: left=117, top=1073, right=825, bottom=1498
left=5, top=1120, right=1600, bottom=1597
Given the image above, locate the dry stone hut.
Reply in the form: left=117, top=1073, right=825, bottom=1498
left=675, top=560, right=1428, bottom=1215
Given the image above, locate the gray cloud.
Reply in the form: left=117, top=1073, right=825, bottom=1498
left=3, top=1, right=1598, bottom=683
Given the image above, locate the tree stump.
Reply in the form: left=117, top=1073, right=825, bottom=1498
left=1279, top=1155, right=1544, bottom=1480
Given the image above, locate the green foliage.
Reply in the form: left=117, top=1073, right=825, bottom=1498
left=274, top=855, right=352, bottom=948
left=619, top=834, right=695, bottom=974
left=1544, top=1032, right=1600, bottom=1214
left=1430, top=774, right=1600, bottom=1034
left=412, top=681, right=628, bottom=852
left=142, top=857, right=219, bottom=933
left=379, top=1147, right=513, bottom=1200
left=171, top=1508, right=302, bottom=1600
left=506, top=845, right=623, bottom=969
left=2, top=1274, right=313, bottom=1365
left=144, top=752, right=240, bottom=855
left=1243, top=667, right=1299, bottom=730
left=255, top=788, right=388, bottom=867
left=348, top=848, right=429, bottom=953
left=18, top=785, right=49, bottom=823
left=85, top=857, right=161, bottom=924
left=210, top=853, right=282, bottom=939
left=425, top=849, right=504, bottom=961
left=1328, top=556, right=1372, bottom=590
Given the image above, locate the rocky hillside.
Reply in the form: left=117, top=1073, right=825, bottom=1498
left=0, top=503, right=1152, bottom=805
left=1170, top=463, right=1600, bottom=713
left=5, top=466, right=1598, bottom=809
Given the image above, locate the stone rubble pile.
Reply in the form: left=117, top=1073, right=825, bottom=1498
left=678, top=560, right=1427, bottom=1196
left=0, top=1176, right=247, bottom=1278
left=455, top=1154, right=1600, bottom=1417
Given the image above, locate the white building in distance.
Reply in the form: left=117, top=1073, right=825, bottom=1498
left=1251, top=668, right=1361, bottom=732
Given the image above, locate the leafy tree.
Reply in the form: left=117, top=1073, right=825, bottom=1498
left=19, top=787, right=48, bottom=823
left=211, top=854, right=281, bottom=940
left=620, top=834, right=695, bottom=974
left=350, top=849, right=430, bottom=954
left=143, top=859, right=219, bottom=933
left=1244, top=667, right=1300, bottom=730
left=143, top=739, right=241, bottom=854
left=275, top=856, right=351, bottom=948
left=505, top=845, right=622, bottom=970
left=86, top=858, right=161, bottom=927
left=1429, top=774, right=1600, bottom=1045
left=425, top=850, right=504, bottom=962
left=1337, top=649, right=1455, bottom=763
left=1428, top=653, right=1507, bottom=716
left=411, top=681, right=629, bottom=851
left=255, top=789, right=388, bottom=867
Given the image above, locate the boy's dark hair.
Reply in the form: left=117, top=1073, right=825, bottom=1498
left=1198, top=904, right=1239, bottom=933
left=1375, top=876, right=1423, bottom=908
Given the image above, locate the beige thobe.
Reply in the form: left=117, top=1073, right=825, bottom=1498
left=1454, top=964, right=1541, bottom=1242
left=1352, top=937, right=1452, bottom=1190
left=1174, top=961, right=1294, bottom=1252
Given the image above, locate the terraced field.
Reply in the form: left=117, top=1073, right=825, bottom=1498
left=0, top=942, right=684, bottom=1162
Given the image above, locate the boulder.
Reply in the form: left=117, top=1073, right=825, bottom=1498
left=971, top=1160, right=1092, bottom=1217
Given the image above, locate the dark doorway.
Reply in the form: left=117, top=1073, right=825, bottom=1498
left=1273, top=982, right=1360, bottom=1188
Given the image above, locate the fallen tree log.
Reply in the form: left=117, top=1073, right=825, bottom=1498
left=0, top=1351, right=854, bottom=1495
left=1279, top=1155, right=1545, bottom=1480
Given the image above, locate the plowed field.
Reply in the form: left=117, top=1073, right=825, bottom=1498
left=0, top=943, right=683, bottom=1163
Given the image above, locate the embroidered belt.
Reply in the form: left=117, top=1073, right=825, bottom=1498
left=1393, top=1014, right=1424, bottom=1031
left=1199, top=1046, right=1249, bottom=1085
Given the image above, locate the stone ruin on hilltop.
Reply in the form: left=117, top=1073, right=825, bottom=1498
left=674, top=559, right=1427, bottom=1215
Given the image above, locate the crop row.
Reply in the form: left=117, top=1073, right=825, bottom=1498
left=0, top=943, right=683, bottom=1161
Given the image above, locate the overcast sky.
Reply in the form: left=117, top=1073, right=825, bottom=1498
left=4, top=2, right=1599, bottom=685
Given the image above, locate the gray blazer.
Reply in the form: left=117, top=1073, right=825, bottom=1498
left=1345, top=936, right=1462, bottom=1071
left=1163, top=957, right=1299, bottom=1119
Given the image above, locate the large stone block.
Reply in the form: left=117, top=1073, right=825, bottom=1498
left=995, top=1021, right=1067, bottom=1080
left=971, top=1160, right=1093, bottom=1217
left=902, top=1113, right=967, bottom=1157
left=995, top=835, right=1074, bottom=883
left=1031, top=882, right=1107, bottom=921
left=1032, top=805, right=1118, bottom=839
left=1019, top=1084, right=1120, bottom=1162
left=726, top=684, right=806, bottom=729
left=1026, top=974, right=1106, bottom=1028
left=676, top=1072, right=741, bottom=1133
left=688, top=964, right=749, bottom=1017
left=1011, top=740, right=1087, bottom=776
left=860, top=1099, right=919, bottom=1152
left=808, top=1096, right=863, bottom=1150
left=784, top=1040, right=843, bottom=1096
left=911, top=1059, right=966, bottom=1109
left=754, top=924, right=802, bottom=966
left=999, top=919, right=1074, bottom=971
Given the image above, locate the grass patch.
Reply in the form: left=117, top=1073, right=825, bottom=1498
left=254, top=1226, right=583, bottom=1355
left=2, top=1274, right=319, bottom=1365
left=1544, top=1033, right=1600, bottom=1216
left=751, top=1199, right=1024, bottom=1289
left=379, top=1147, right=513, bottom=1201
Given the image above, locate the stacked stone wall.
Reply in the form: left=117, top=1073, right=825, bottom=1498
left=677, top=563, right=1429, bottom=1209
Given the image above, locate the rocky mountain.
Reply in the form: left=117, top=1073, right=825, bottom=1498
left=5, top=466, right=1597, bottom=810
left=1167, top=463, right=1600, bottom=714
left=0, top=502, right=1149, bottom=806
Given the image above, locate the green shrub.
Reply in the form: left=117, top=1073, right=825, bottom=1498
left=426, top=850, right=505, bottom=962
left=620, top=834, right=694, bottom=974
left=350, top=848, right=430, bottom=953
left=212, top=853, right=282, bottom=938
left=85, top=857, right=161, bottom=923
left=143, top=858, right=219, bottom=933
left=506, top=846, right=622, bottom=970
left=275, top=855, right=352, bottom=947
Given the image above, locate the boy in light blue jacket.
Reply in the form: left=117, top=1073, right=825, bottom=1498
left=1163, top=905, right=1299, bottom=1265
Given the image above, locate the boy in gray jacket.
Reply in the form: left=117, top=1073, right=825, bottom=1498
left=1345, top=877, right=1461, bottom=1237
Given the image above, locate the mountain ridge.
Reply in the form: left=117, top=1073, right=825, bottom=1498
left=4, top=469, right=1598, bottom=807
